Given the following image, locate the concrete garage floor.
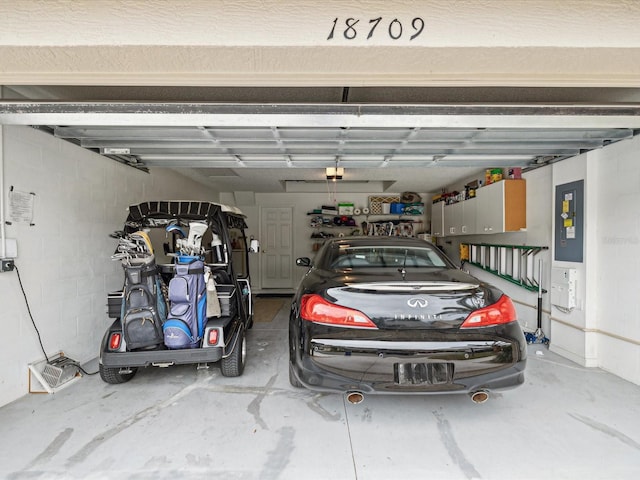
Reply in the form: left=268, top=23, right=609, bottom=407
left=1, top=301, right=640, bottom=480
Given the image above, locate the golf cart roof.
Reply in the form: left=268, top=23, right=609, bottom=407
left=124, top=201, right=247, bottom=231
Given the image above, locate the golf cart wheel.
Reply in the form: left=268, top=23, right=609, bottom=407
left=289, top=362, right=304, bottom=388
left=221, top=328, right=246, bottom=377
left=99, top=364, right=138, bottom=384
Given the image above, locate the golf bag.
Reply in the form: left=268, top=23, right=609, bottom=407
left=163, top=256, right=207, bottom=349
left=121, top=256, right=167, bottom=350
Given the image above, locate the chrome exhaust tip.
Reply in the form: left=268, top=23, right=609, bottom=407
left=470, top=390, right=489, bottom=404
left=346, top=391, right=365, bottom=405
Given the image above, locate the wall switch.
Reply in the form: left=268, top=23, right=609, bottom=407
left=1, top=259, right=15, bottom=272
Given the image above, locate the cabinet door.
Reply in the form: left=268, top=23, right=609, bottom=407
left=461, top=198, right=477, bottom=235
left=431, top=202, right=445, bottom=237
left=444, top=202, right=463, bottom=236
left=476, top=181, right=505, bottom=234
left=503, top=179, right=527, bottom=231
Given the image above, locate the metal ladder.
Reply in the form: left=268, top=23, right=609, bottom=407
left=461, top=243, right=548, bottom=292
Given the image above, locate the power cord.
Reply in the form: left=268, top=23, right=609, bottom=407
left=13, top=264, right=98, bottom=376
left=14, top=264, right=49, bottom=363
left=71, top=361, right=98, bottom=376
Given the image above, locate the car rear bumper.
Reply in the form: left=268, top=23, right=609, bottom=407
left=292, top=323, right=527, bottom=394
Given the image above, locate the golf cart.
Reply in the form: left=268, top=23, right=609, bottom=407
left=99, top=201, right=256, bottom=384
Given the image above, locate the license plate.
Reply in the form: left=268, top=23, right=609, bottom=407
left=394, top=362, right=454, bottom=385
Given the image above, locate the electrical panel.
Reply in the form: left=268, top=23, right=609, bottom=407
left=554, top=180, right=584, bottom=262
left=551, top=267, right=577, bottom=309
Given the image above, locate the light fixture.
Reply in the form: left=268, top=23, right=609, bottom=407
left=326, top=166, right=344, bottom=180
left=101, top=147, right=131, bottom=155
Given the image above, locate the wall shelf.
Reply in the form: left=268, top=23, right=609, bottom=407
left=307, top=204, right=425, bottom=248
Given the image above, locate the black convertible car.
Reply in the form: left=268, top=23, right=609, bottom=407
left=289, top=237, right=527, bottom=403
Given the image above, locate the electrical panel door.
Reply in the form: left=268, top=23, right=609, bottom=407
left=554, top=180, right=584, bottom=262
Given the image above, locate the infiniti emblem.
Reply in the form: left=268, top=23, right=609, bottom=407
left=407, top=297, right=428, bottom=308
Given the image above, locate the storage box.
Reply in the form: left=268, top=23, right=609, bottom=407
left=506, top=167, right=522, bottom=179
left=338, top=203, right=354, bottom=215
left=217, top=285, right=237, bottom=317
left=486, top=168, right=503, bottom=185
left=390, top=202, right=405, bottom=214
left=107, top=291, right=123, bottom=318
left=369, top=195, right=400, bottom=214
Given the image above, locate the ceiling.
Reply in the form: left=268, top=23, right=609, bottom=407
left=1, top=86, right=640, bottom=194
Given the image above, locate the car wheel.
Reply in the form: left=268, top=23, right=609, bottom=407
left=99, top=364, right=137, bottom=384
left=221, top=327, right=246, bottom=377
left=289, top=362, right=304, bottom=388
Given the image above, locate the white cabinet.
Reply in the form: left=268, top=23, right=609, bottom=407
left=431, top=202, right=445, bottom=237
left=443, top=198, right=478, bottom=236
left=475, top=179, right=526, bottom=234
left=444, top=202, right=463, bottom=236
left=460, top=198, right=477, bottom=235
left=437, top=180, right=525, bottom=236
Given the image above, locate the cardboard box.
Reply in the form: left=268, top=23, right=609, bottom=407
left=338, top=203, right=354, bottom=215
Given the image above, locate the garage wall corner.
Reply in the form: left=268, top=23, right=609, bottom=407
left=0, top=126, right=218, bottom=407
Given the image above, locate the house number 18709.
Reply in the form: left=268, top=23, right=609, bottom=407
left=327, top=17, right=425, bottom=41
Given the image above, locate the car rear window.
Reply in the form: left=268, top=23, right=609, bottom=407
left=326, top=245, right=448, bottom=269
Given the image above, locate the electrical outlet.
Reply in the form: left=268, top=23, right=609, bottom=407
left=1, top=259, right=15, bottom=272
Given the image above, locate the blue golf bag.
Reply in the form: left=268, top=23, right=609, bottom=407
left=163, top=256, right=207, bottom=349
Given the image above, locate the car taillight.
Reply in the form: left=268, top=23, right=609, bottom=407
left=300, top=294, right=377, bottom=329
left=461, top=295, right=517, bottom=328
left=109, top=332, right=122, bottom=350
left=208, top=329, right=219, bottom=346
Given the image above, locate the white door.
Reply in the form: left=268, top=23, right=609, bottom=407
left=260, top=207, right=294, bottom=289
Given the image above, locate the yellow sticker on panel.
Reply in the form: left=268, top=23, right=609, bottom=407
left=562, top=200, right=569, bottom=213
left=564, top=218, right=573, bottom=227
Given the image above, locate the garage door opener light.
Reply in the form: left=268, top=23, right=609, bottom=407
left=326, top=166, right=344, bottom=181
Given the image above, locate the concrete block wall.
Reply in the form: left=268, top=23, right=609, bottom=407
left=0, top=126, right=217, bottom=407
left=587, top=135, right=640, bottom=384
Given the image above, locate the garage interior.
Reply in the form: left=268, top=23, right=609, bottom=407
left=1, top=2, right=640, bottom=479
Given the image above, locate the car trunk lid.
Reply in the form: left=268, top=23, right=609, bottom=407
left=326, top=272, right=492, bottom=329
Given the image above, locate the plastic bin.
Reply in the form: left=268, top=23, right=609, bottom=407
left=217, top=285, right=237, bottom=317
left=107, top=291, right=123, bottom=318
left=390, top=202, right=405, bottom=214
